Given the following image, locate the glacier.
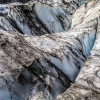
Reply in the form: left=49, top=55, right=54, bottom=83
left=0, top=0, right=99, bottom=100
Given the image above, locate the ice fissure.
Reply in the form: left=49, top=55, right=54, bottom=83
left=0, top=0, right=88, bottom=35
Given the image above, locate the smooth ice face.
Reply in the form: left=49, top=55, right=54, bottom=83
left=35, top=3, right=68, bottom=33
left=82, top=30, right=96, bottom=56
left=0, top=4, right=9, bottom=16
left=48, top=54, right=79, bottom=81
